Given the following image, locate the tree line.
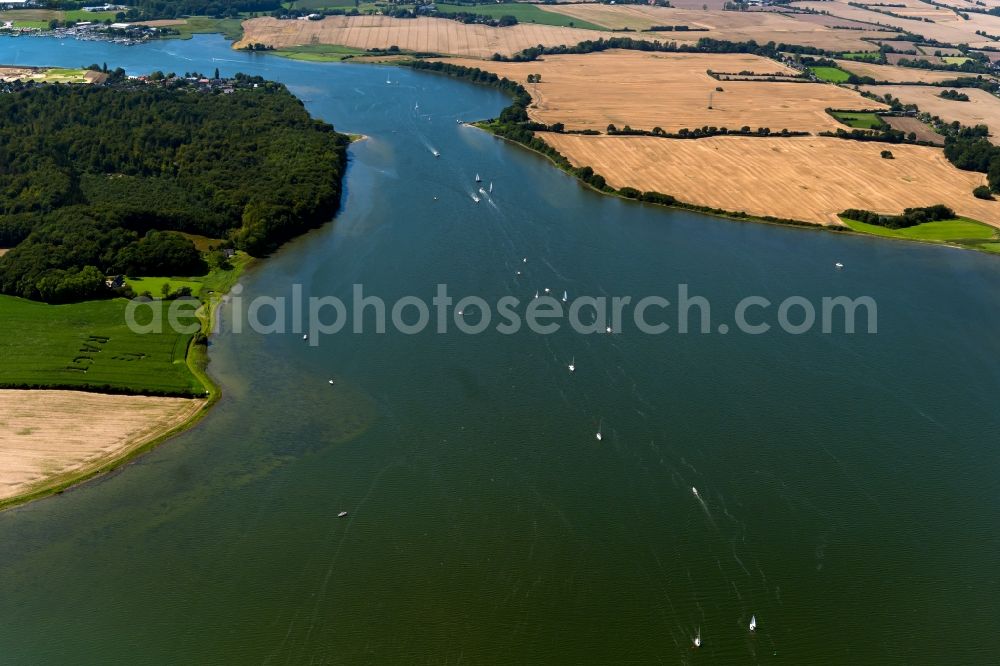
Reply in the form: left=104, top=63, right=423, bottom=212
left=841, top=204, right=955, bottom=229
left=0, top=74, right=348, bottom=302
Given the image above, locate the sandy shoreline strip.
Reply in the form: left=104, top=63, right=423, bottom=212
left=0, top=390, right=206, bottom=507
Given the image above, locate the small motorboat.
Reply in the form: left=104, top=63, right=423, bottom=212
left=568, top=356, right=575, bottom=373
left=562, top=290, right=568, bottom=303
left=749, top=615, right=757, bottom=632
left=337, top=511, right=348, bottom=518
left=471, top=193, right=480, bottom=203
left=432, top=150, right=440, bottom=157
left=302, top=334, right=308, bottom=340
left=596, top=420, right=603, bottom=441
left=606, top=325, right=613, bottom=334
left=534, top=291, right=539, bottom=299
left=544, top=287, right=550, bottom=293
left=693, top=629, right=701, bottom=648
left=691, top=487, right=699, bottom=496
left=475, top=173, right=481, bottom=183
left=328, top=379, right=335, bottom=385
left=835, top=262, right=844, bottom=269
left=522, top=257, right=527, bottom=263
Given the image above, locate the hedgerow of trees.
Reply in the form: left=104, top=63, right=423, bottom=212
left=0, top=75, right=348, bottom=302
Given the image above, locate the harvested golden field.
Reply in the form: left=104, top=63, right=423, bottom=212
left=536, top=4, right=896, bottom=50
left=444, top=50, right=882, bottom=133
left=539, top=134, right=998, bottom=226
left=791, top=1, right=994, bottom=47
left=0, top=390, right=204, bottom=503
left=236, top=16, right=645, bottom=58
left=884, top=115, right=944, bottom=144
left=862, top=85, right=1000, bottom=142
left=834, top=59, right=989, bottom=83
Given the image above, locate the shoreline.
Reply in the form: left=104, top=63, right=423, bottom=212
left=483, top=124, right=1000, bottom=254
left=0, top=256, right=252, bottom=512
left=0, top=392, right=207, bottom=510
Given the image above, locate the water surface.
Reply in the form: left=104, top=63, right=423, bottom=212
left=0, top=34, right=998, bottom=664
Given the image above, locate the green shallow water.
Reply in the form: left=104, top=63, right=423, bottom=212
left=0, top=35, right=999, bottom=664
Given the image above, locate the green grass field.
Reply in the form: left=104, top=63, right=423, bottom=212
left=63, top=10, right=118, bottom=21
left=809, top=66, right=851, bottom=83
left=0, top=295, right=206, bottom=396
left=126, top=276, right=205, bottom=297
left=0, top=9, right=116, bottom=26
left=273, top=44, right=366, bottom=61
left=841, top=51, right=880, bottom=62
left=943, top=56, right=971, bottom=65
left=841, top=216, right=1000, bottom=253
left=126, top=250, right=252, bottom=300
left=830, top=111, right=886, bottom=129
left=433, top=3, right=605, bottom=29
left=166, top=16, right=246, bottom=41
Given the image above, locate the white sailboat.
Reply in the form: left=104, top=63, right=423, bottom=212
left=568, top=356, right=575, bottom=373
left=475, top=173, right=481, bottom=183
left=749, top=615, right=757, bottom=632
left=489, top=181, right=493, bottom=193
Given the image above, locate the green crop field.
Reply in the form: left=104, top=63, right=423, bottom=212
left=433, top=3, right=605, bottom=29
left=841, top=52, right=879, bottom=62
left=809, top=66, right=850, bottom=83
left=166, top=16, right=246, bottom=41
left=841, top=216, right=1000, bottom=253
left=830, top=111, right=886, bottom=129
left=943, top=56, right=971, bottom=65
left=0, top=295, right=206, bottom=396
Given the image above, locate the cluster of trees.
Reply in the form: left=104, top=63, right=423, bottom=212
left=897, top=56, right=992, bottom=75
left=0, top=75, right=348, bottom=302
left=434, top=9, right=518, bottom=27
left=494, top=37, right=830, bottom=63
left=90, top=0, right=280, bottom=21
left=821, top=127, right=910, bottom=143
left=841, top=205, right=955, bottom=229
left=605, top=123, right=805, bottom=139
left=943, top=125, right=1000, bottom=190
left=940, top=89, right=971, bottom=101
